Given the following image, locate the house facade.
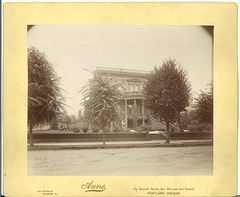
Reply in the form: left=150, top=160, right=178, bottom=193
left=94, top=67, right=159, bottom=130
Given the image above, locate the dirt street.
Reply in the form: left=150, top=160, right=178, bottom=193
left=28, top=146, right=213, bottom=176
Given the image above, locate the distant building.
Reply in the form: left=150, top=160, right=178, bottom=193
left=94, top=67, right=163, bottom=130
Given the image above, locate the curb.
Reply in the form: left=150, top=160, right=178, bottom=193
left=28, top=141, right=213, bottom=151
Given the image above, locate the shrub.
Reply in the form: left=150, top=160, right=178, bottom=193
left=188, top=123, right=212, bottom=132
left=113, top=125, right=121, bottom=133
left=136, top=126, right=143, bottom=132
left=92, top=127, right=99, bottom=133
left=141, top=126, right=151, bottom=131
left=103, top=126, right=110, bottom=133
left=50, top=118, right=58, bottom=130
left=59, top=125, right=65, bottom=131
left=123, top=128, right=130, bottom=133
left=82, top=127, right=88, bottom=133
left=199, top=123, right=212, bottom=132
left=189, top=120, right=199, bottom=125
left=188, top=125, right=197, bottom=132
left=197, top=124, right=204, bottom=132
left=72, top=127, right=80, bottom=133
left=141, top=126, right=146, bottom=131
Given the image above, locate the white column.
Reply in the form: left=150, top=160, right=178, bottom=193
left=142, top=100, right=145, bottom=126
left=142, top=100, right=145, bottom=115
left=134, top=99, right=137, bottom=114
left=125, top=99, right=128, bottom=116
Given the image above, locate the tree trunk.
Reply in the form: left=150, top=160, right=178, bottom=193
left=103, top=126, right=106, bottom=145
left=29, top=120, right=34, bottom=147
left=166, top=121, right=170, bottom=143
left=177, top=112, right=181, bottom=131
left=103, top=130, right=106, bottom=145
left=211, top=127, right=213, bottom=143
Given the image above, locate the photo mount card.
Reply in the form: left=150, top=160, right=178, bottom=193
left=3, top=2, right=238, bottom=197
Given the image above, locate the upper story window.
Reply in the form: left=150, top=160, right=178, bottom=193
left=130, top=86, right=134, bottom=92
left=128, top=84, right=142, bottom=92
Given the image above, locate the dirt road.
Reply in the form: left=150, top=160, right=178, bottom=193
left=28, top=146, right=213, bottom=176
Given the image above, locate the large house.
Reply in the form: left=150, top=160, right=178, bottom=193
left=93, top=67, right=164, bottom=130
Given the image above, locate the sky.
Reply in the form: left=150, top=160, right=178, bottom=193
left=28, top=25, right=213, bottom=116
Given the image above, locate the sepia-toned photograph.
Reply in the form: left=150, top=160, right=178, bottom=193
left=27, top=25, right=213, bottom=176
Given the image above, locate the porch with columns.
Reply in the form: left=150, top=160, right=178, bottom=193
left=124, top=98, right=149, bottom=129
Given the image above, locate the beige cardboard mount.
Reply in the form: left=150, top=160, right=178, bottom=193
left=3, top=2, right=238, bottom=197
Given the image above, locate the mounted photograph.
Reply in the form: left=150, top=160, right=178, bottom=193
left=27, top=25, right=213, bottom=176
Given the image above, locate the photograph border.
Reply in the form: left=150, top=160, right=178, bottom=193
left=3, top=2, right=238, bottom=196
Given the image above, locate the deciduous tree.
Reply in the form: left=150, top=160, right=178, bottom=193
left=194, top=83, right=213, bottom=124
left=28, top=47, right=65, bottom=147
left=144, top=59, right=191, bottom=143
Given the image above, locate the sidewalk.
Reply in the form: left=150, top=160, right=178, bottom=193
left=28, top=139, right=213, bottom=150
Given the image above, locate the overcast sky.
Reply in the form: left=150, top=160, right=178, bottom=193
left=28, top=25, right=213, bottom=116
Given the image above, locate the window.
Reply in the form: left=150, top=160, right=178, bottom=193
left=130, top=86, right=134, bottom=91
